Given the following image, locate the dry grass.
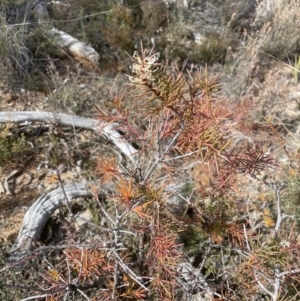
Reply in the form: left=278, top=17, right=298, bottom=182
left=257, top=0, right=300, bottom=59
left=0, top=13, right=32, bottom=84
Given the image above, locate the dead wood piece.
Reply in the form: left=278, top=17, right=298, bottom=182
left=9, top=183, right=92, bottom=261
left=0, top=111, right=137, bottom=162
left=48, top=27, right=100, bottom=65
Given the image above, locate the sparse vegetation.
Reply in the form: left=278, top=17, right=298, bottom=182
left=1, top=0, right=300, bottom=301
left=0, top=123, right=33, bottom=168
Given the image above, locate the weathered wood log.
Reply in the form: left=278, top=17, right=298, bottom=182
left=0, top=111, right=137, bottom=162
left=9, top=183, right=93, bottom=261
left=47, top=27, right=100, bottom=65
left=1, top=110, right=137, bottom=262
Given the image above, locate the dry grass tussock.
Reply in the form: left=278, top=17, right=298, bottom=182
left=0, top=13, right=32, bottom=82
left=256, top=0, right=300, bottom=59
left=224, top=0, right=300, bottom=98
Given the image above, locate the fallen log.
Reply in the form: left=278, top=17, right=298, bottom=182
left=48, top=27, right=100, bottom=66
left=0, top=111, right=138, bottom=162
left=9, top=183, right=93, bottom=261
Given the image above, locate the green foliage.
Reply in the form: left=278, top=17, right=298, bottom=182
left=101, top=5, right=136, bottom=51
left=140, top=0, right=168, bottom=32
left=0, top=124, right=33, bottom=168
left=180, top=225, right=207, bottom=255
left=165, top=32, right=230, bottom=65
left=280, top=163, right=300, bottom=227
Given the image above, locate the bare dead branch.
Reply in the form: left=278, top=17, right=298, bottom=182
left=0, top=111, right=137, bottom=162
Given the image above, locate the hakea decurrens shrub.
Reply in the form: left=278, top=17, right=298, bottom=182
left=5, top=44, right=300, bottom=301
left=90, top=44, right=277, bottom=300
